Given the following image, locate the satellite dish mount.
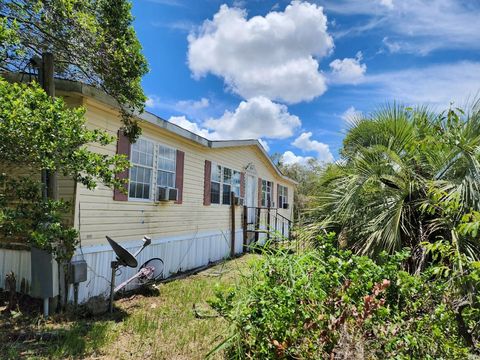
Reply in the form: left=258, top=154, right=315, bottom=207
left=106, top=235, right=158, bottom=312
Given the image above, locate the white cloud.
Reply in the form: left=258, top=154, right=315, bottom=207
left=145, top=95, right=162, bottom=108
left=365, top=61, right=480, bottom=107
left=145, top=95, right=216, bottom=121
left=152, top=19, right=195, bottom=32
left=324, top=0, right=480, bottom=54
left=292, top=132, right=334, bottom=163
left=379, top=0, right=394, bottom=9
left=382, top=37, right=402, bottom=53
left=168, top=116, right=218, bottom=139
left=329, top=52, right=366, bottom=84
left=232, top=0, right=246, bottom=8
left=146, top=95, right=210, bottom=111
left=281, top=151, right=314, bottom=165
left=146, top=0, right=184, bottom=6
left=341, top=106, right=362, bottom=125
left=167, top=97, right=301, bottom=145
left=187, top=1, right=334, bottom=103
left=176, top=97, right=209, bottom=111
left=205, top=96, right=301, bottom=140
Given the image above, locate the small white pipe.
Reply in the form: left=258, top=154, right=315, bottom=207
left=43, top=298, right=49, bottom=318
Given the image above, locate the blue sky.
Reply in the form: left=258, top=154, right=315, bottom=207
left=132, top=0, right=480, bottom=164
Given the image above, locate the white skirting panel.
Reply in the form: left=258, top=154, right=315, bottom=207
left=69, top=229, right=244, bottom=303
left=0, top=249, right=31, bottom=292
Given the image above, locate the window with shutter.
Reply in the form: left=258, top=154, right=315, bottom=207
left=261, top=180, right=273, bottom=207
left=126, top=136, right=181, bottom=202
left=209, top=162, right=241, bottom=205
left=278, top=185, right=288, bottom=208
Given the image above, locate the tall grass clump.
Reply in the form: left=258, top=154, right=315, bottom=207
left=209, top=233, right=479, bottom=359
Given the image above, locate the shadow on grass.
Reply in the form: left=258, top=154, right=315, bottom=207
left=0, top=291, right=130, bottom=360
left=114, top=282, right=161, bottom=300
left=2, top=320, right=117, bottom=359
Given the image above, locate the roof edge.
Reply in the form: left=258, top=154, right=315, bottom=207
left=210, top=140, right=298, bottom=185
left=2, top=73, right=297, bottom=185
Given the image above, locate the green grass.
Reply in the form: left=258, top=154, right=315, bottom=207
left=0, top=254, right=258, bottom=359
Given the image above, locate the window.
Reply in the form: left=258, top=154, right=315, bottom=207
left=211, top=164, right=240, bottom=205
left=157, top=145, right=176, bottom=188
left=222, top=167, right=232, bottom=205
left=261, top=180, right=273, bottom=207
left=128, top=138, right=177, bottom=200
left=211, top=164, right=221, bottom=204
left=129, top=138, right=154, bottom=200
left=233, top=171, right=241, bottom=197
left=278, top=185, right=288, bottom=208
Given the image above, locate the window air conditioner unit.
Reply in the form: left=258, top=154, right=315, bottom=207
left=157, top=187, right=178, bottom=202
left=234, top=196, right=244, bottom=206
left=282, top=203, right=289, bottom=209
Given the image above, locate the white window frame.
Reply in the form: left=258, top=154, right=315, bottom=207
left=210, top=164, right=222, bottom=205
left=233, top=170, right=241, bottom=197
left=261, top=180, right=273, bottom=208
left=211, top=163, right=240, bottom=206
left=156, top=144, right=176, bottom=189
left=128, top=137, right=177, bottom=202
left=278, top=185, right=288, bottom=209
left=128, top=138, right=155, bottom=201
left=222, top=167, right=232, bottom=205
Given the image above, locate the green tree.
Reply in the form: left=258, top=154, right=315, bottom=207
left=0, top=78, right=129, bottom=259
left=272, top=153, right=325, bottom=221
left=0, top=0, right=148, bottom=139
left=314, top=104, right=480, bottom=267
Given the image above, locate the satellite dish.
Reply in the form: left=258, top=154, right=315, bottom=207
left=106, top=236, right=138, bottom=268
left=140, top=258, right=165, bottom=281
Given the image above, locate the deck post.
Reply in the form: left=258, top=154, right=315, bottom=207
left=267, top=203, right=271, bottom=241
left=230, top=191, right=235, bottom=258
left=243, top=205, right=248, bottom=252
left=275, top=210, right=278, bottom=239
left=288, top=220, right=292, bottom=242
left=255, top=207, right=261, bottom=243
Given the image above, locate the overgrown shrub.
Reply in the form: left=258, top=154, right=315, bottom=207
left=209, top=234, right=478, bottom=359
left=0, top=174, right=78, bottom=263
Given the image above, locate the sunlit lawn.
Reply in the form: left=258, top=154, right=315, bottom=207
left=0, top=254, right=258, bottom=359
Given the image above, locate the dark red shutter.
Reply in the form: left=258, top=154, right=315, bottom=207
left=277, top=183, right=280, bottom=208
left=175, top=150, right=185, bottom=204
left=240, top=172, right=245, bottom=198
left=258, top=177, right=262, bottom=207
left=113, top=129, right=130, bottom=201
left=204, top=160, right=211, bottom=206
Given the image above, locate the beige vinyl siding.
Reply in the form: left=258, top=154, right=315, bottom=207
left=75, top=98, right=295, bottom=246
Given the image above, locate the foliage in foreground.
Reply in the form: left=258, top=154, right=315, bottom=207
left=210, top=235, right=480, bottom=359
left=314, top=104, right=480, bottom=266
left=0, top=79, right=129, bottom=262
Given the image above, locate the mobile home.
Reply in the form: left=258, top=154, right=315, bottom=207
left=0, top=78, right=296, bottom=303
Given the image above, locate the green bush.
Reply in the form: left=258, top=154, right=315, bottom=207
left=209, top=234, right=478, bottom=359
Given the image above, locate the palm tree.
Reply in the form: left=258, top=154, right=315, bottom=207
left=314, top=103, right=480, bottom=268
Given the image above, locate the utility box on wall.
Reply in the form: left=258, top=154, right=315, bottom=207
left=68, top=260, right=87, bottom=284
left=30, top=247, right=59, bottom=298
